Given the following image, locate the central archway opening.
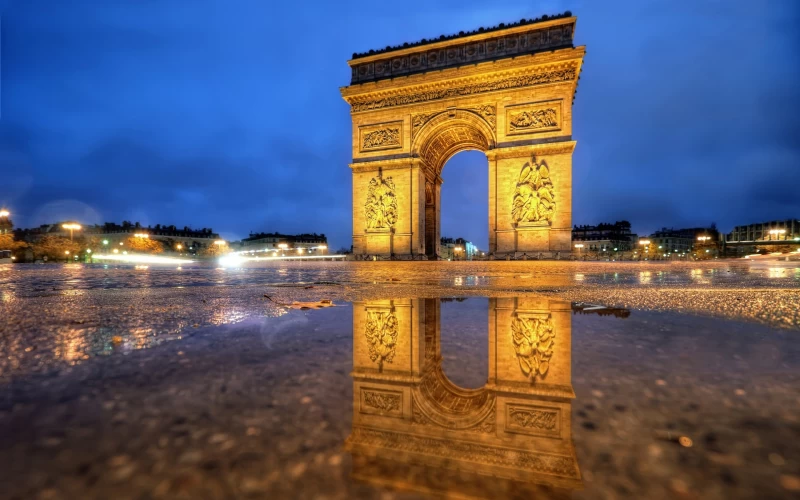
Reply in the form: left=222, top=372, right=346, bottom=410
left=439, top=150, right=489, bottom=259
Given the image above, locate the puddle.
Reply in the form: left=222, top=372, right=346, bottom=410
left=1, top=294, right=797, bottom=499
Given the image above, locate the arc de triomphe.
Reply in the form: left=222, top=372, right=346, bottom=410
left=341, top=13, right=585, bottom=259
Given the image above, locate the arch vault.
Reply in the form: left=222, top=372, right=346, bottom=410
left=341, top=13, right=585, bottom=258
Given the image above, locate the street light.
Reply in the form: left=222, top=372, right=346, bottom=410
left=0, top=209, right=9, bottom=218
left=134, top=233, right=149, bottom=238
left=768, top=229, right=786, bottom=241
left=176, top=244, right=183, bottom=251
left=62, top=223, right=82, bottom=241
left=454, top=246, right=463, bottom=261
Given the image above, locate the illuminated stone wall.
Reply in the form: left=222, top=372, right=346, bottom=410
left=342, top=16, right=585, bottom=257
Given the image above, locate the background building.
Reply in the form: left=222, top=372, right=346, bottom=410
left=439, top=237, right=476, bottom=260
left=571, top=221, right=638, bottom=253
left=234, top=232, right=327, bottom=255
left=649, top=227, right=719, bottom=257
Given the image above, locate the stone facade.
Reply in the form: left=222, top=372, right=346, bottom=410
left=342, top=16, right=585, bottom=258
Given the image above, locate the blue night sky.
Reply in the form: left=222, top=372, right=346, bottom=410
left=1, top=0, right=798, bottom=249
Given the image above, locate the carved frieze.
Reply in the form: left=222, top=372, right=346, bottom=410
left=510, top=313, right=555, bottom=380
left=506, top=404, right=561, bottom=437
left=359, top=122, right=403, bottom=152
left=511, top=156, right=556, bottom=226
left=411, top=104, right=496, bottom=142
left=349, top=65, right=577, bottom=112
left=361, top=388, right=402, bottom=416
left=365, top=176, right=398, bottom=230
left=506, top=100, right=562, bottom=135
left=364, top=308, right=398, bottom=369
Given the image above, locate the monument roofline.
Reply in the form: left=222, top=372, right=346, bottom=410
left=349, top=12, right=575, bottom=62
left=346, top=14, right=577, bottom=85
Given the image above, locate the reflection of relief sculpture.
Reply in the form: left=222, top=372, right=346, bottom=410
left=365, top=310, right=398, bottom=369
left=511, top=156, right=556, bottom=225
left=365, top=176, right=398, bottom=230
left=364, top=391, right=401, bottom=412
left=509, top=108, right=557, bottom=131
left=508, top=405, right=558, bottom=430
left=511, top=314, right=555, bottom=379
left=362, top=127, right=400, bottom=149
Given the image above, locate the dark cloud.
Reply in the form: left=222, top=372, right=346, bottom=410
left=1, top=0, right=798, bottom=249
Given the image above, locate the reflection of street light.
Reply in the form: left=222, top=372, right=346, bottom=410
left=62, top=223, right=82, bottom=241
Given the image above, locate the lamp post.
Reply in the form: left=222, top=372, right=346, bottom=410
left=64, top=250, right=70, bottom=263
left=62, top=223, right=82, bottom=241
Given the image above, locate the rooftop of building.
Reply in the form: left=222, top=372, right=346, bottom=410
left=351, top=11, right=573, bottom=60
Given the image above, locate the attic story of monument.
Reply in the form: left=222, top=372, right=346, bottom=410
left=341, top=13, right=585, bottom=258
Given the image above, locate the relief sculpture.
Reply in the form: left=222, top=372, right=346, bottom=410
left=364, top=309, right=398, bottom=369
left=509, top=107, right=557, bottom=132
left=365, top=176, right=398, bottom=230
left=511, top=156, right=556, bottom=225
left=362, top=127, right=400, bottom=150
left=511, top=314, right=555, bottom=379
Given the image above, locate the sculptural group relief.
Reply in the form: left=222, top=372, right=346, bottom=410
left=512, top=156, right=557, bottom=226
left=364, top=176, right=398, bottom=231
left=507, top=100, right=562, bottom=135
left=359, top=122, right=403, bottom=152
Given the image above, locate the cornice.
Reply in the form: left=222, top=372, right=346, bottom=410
left=343, top=58, right=582, bottom=114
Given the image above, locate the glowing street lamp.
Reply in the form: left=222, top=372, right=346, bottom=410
left=102, top=240, right=109, bottom=246
left=0, top=209, right=9, bottom=218
left=176, top=244, right=183, bottom=251
left=134, top=233, right=149, bottom=238
left=768, top=229, right=786, bottom=241
left=62, top=223, right=82, bottom=241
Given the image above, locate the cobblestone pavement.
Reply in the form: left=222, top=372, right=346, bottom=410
left=0, top=261, right=798, bottom=499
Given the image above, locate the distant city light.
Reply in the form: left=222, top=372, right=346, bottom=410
left=639, top=240, right=650, bottom=245
left=86, top=249, right=92, bottom=253
left=574, top=244, right=584, bottom=248
left=102, top=240, right=109, bottom=245
left=176, top=244, right=183, bottom=250
left=62, top=223, right=82, bottom=230
left=65, top=250, right=70, bottom=255
left=214, top=240, right=226, bottom=246
left=278, top=243, right=288, bottom=250
left=134, top=233, right=149, bottom=238
left=113, top=249, right=119, bottom=254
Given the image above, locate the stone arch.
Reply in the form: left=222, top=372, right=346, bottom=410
left=412, top=109, right=496, bottom=181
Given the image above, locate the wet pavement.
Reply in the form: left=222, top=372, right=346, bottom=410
left=0, top=261, right=799, bottom=499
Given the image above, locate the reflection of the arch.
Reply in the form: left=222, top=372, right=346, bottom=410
left=347, top=298, right=580, bottom=497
